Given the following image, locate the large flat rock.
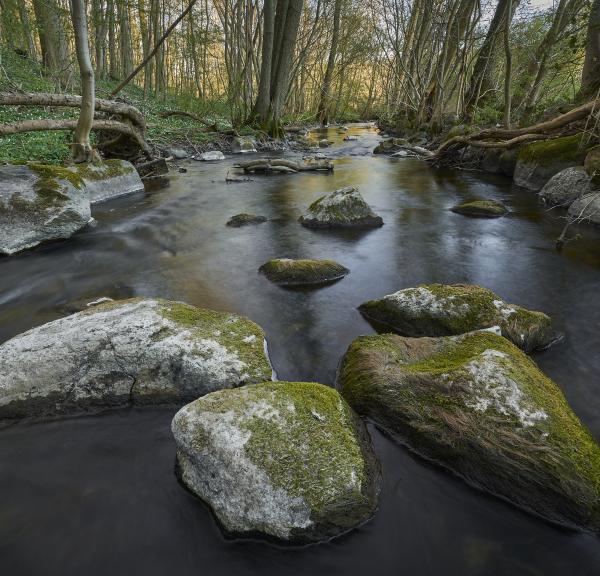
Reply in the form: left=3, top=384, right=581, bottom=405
left=0, top=298, right=273, bottom=418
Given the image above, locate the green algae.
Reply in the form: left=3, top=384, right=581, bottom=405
left=259, top=258, right=349, bottom=286
left=450, top=199, right=508, bottom=218
left=517, top=134, right=594, bottom=168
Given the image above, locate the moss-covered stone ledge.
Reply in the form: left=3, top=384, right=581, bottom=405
left=0, top=298, right=274, bottom=419
left=450, top=198, right=508, bottom=218
left=337, top=330, right=600, bottom=532
left=514, top=134, right=596, bottom=191
left=68, top=159, right=144, bottom=204
left=0, top=163, right=90, bottom=255
left=259, top=258, right=349, bottom=286
left=358, top=284, right=556, bottom=353
left=172, top=381, right=381, bottom=543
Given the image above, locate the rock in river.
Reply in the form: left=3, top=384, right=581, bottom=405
left=71, top=159, right=144, bottom=204
left=568, top=191, right=600, bottom=225
left=226, top=213, right=268, bottom=227
left=0, top=298, right=273, bottom=419
left=259, top=258, right=349, bottom=286
left=538, top=166, right=591, bottom=207
left=450, top=198, right=508, bottom=218
left=0, top=163, right=91, bottom=255
left=337, top=330, right=600, bottom=531
left=359, top=284, right=556, bottom=353
left=172, top=381, right=381, bottom=543
left=299, top=186, right=383, bottom=228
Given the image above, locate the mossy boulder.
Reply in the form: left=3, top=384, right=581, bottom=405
left=450, top=198, right=508, bottom=218
left=568, top=192, right=600, bottom=225
left=358, top=284, right=555, bottom=353
left=499, top=148, right=519, bottom=177
left=538, top=166, right=591, bottom=207
left=337, top=330, right=600, bottom=531
left=514, top=134, right=595, bottom=190
left=584, top=146, right=600, bottom=188
left=172, top=381, right=381, bottom=543
left=0, top=163, right=90, bottom=255
left=259, top=258, right=348, bottom=286
left=0, top=298, right=273, bottom=419
left=226, top=213, right=268, bottom=227
left=299, top=186, right=383, bottom=228
left=69, top=159, right=143, bottom=204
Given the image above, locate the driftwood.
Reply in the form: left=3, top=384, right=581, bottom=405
left=235, top=158, right=334, bottom=174
left=137, top=158, right=169, bottom=178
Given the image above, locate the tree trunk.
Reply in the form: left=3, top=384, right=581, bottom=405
left=32, top=0, right=69, bottom=76
left=70, top=0, right=96, bottom=163
left=503, top=0, right=512, bottom=127
left=317, top=0, right=342, bottom=126
left=582, top=0, right=600, bottom=97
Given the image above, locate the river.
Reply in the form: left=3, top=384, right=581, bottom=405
left=1, top=125, right=599, bottom=575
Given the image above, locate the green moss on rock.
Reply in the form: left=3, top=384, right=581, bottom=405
left=73, top=159, right=135, bottom=182
left=172, top=381, right=381, bottom=542
left=337, top=331, right=600, bottom=531
left=517, top=134, right=593, bottom=168
left=450, top=198, right=508, bottom=218
left=358, top=283, right=555, bottom=353
left=259, top=258, right=349, bottom=286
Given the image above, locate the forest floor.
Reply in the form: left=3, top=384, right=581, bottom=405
left=0, top=48, right=262, bottom=164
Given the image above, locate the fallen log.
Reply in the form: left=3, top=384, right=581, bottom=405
left=235, top=158, right=334, bottom=173
left=0, top=91, right=146, bottom=131
left=0, top=118, right=152, bottom=158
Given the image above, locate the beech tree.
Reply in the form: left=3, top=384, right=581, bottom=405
left=582, top=0, right=600, bottom=96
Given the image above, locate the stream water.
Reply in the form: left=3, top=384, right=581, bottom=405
left=1, top=125, right=600, bottom=575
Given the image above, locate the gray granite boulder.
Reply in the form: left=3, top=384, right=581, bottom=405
left=172, top=381, right=381, bottom=543
left=0, top=298, right=273, bottom=418
left=0, top=163, right=90, bottom=255
left=568, top=192, right=600, bottom=225
left=538, top=166, right=591, bottom=207
left=337, top=330, right=600, bottom=531
left=299, top=186, right=383, bottom=228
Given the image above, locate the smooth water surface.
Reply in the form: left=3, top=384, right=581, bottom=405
left=1, top=126, right=600, bottom=575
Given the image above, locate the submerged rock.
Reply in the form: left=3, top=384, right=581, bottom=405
left=358, top=284, right=555, bottom=353
left=259, top=258, right=348, bottom=286
left=226, top=213, right=268, bottom=227
left=0, top=163, right=90, bottom=255
left=450, top=199, right=508, bottom=218
left=568, top=192, right=600, bottom=225
left=337, top=330, right=600, bottom=531
left=538, top=167, right=591, bottom=207
left=514, top=135, right=593, bottom=190
left=0, top=298, right=273, bottom=419
left=232, top=137, right=257, bottom=153
left=299, top=186, right=383, bottom=228
left=172, top=381, right=381, bottom=543
left=70, top=159, right=144, bottom=204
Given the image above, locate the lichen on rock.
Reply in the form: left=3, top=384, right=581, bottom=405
left=172, top=381, right=381, bottom=543
left=358, top=283, right=556, bottom=353
left=299, top=186, right=383, bottom=228
left=568, top=191, right=600, bottom=225
left=0, top=298, right=273, bottom=419
left=226, top=213, right=268, bottom=227
left=259, top=258, right=349, bottom=286
left=450, top=198, right=508, bottom=218
left=336, top=330, right=600, bottom=531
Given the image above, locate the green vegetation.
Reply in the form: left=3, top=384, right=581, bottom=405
left=259, top=258, right=349, bottom=286
left=517, top=134, right=594, bottom=167
left=450, top=199, right=508, bottom=218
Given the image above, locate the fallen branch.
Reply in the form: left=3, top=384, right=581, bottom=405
left=235, top=158, right=334, bottom=173
left=0, top=118, right=152, bottom=157
left=0, top=91, right=146, bottom=131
